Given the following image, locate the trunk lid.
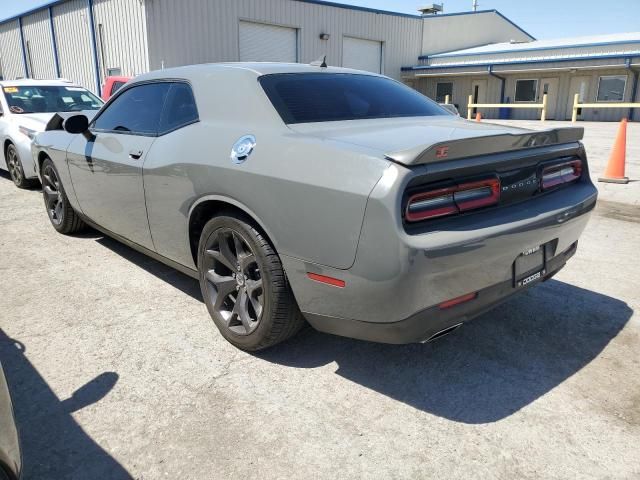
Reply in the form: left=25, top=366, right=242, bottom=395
left=288, top=116, right=583, bottom=166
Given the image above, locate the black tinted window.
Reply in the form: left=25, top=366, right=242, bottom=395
left=259, top=73, right=447, bottom=124
left=159, top=83, right=199, bottom=134
left=111, top=81, right=126, bottom=94
left=93, top=83, right=170, bottom=135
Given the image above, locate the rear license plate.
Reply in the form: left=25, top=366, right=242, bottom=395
left=514, top=246, right=545, bottom=287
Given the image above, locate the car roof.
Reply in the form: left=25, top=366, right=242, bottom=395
left=134, top=62, right=385, bottom=83
left=0, top=78, right=80, bottom=87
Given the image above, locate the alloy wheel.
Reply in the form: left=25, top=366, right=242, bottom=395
left=6, top=147, right=23, bottom=185
left=42, top=165, right=64, bottom=226
left=202, top=228, right=264, bottom=335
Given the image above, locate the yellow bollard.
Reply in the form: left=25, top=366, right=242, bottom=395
left=541, top=94, right=548, bottom=122
left=467, top=94, right=473, bottom=120
left=572, top=93, right=580, bottom=123
left=444, top=94, right=450, bottom=105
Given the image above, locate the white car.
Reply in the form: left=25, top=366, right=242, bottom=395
left=0, top=79, right=103, bottom=188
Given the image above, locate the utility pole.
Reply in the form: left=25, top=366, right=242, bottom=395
left=472, top=0, right=479, bottom=11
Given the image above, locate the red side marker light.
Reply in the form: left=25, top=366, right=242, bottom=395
left=438, top=292, right=478, bottom=310
left=307, top=272, right=346, bottom=288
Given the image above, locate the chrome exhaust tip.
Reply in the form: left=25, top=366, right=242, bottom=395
left=423, top=323, right=463, bottom=343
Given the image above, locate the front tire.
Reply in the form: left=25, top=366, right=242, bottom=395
left=198, top=213, right=305, bottom=351
left=41, top=158, right=86, bottom=234
left=6, top=143, right=35, bottom=188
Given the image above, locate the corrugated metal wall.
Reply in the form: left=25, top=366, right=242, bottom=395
left=92, top=0, right=149, bottom=80
left=144, top=0, right=423, bottom=80
left=429, top=44, right=640, bottom=67
left=421, top=12, right=533, bottom=57
left=52, top=0, right=97, bottom=91
left=22, top=9, right=57, bottom=79
left=415, top=74, right=503, bottom=119
left=417, top=62, right=640, bottom=121
left=0, top=20, right=26, bottom=80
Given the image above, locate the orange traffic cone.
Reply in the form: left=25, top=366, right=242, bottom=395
left=475, top=112, right=482, bottom=122
left=599, top=118, right=629, bottom=184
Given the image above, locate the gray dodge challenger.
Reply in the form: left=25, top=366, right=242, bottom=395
left=31, top=63, right=597, bottom=351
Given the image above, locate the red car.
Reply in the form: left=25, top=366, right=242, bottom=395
left=101, top=76, right=131, bottom=101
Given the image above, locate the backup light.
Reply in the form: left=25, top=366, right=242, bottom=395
left=541, top=159, right=582, bottom=190
left=405, top=177, right=500, bottom=222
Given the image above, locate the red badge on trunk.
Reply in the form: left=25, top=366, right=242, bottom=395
left=436, top=146, right=449, bottom=159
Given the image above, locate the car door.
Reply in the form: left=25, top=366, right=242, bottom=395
left=67, top=82, right=171, bottom=250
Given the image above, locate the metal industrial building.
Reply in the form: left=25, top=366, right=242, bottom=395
left=403, top=30, right=640, bottom=121
left=0, top=0, right=638, bottom=121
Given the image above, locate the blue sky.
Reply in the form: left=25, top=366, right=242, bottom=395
left=1, top=0, right=639, bottom=39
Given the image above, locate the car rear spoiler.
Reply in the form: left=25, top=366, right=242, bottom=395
left=385, top=127, right=584, bottom=166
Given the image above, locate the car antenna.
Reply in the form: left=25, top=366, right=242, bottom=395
left=310, top=55, right=328, bottom=68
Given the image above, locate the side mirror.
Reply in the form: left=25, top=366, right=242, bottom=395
left=64, top=114, right=89, bottom=134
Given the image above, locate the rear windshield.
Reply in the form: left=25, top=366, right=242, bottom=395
left=2, top=85, right=103, bottom=114
left=259, top=73, right=448, bottom=124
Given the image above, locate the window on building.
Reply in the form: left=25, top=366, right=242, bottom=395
left=107, top=67, right=122, bottom=77
left=436, top=82, right=453, bottom=103
left=515, top=79, right=538, bottom=102
left=597, top=75, right=627, bottom=102
left=92, top=82, right=170, bottom=135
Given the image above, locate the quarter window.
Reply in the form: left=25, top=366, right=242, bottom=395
left=158, top=83, right=199, bottom=134
left=92, top=83, right=170, bottom=135
left=515, top=79, right=538, bottom=102
left=436, top=82, right=453, bottom=103
left=597, top=75, right=626, bottom=102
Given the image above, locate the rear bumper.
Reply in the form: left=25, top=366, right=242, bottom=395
left=303, top=242, right=575, bottom=344
left=283, top=167, right=597, bottom=343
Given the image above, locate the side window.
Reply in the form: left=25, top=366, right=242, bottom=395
left=436, top=82, right=453, bottom=103
left=111, top=81, right=126, bottom=95
left=515, top=79, right=538, bottom=103
left=92, top=83, right=170, bottom=135
left=159, top=83, right=199, bottom=134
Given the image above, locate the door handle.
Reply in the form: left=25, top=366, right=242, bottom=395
left=129, top=150, right=143, bottom=160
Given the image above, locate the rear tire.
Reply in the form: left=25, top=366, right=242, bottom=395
left=6, top=143, right=36, bottom=189
left=41, top=158, right=86, bottom=234
left=198, top=213, right=305, bottom=351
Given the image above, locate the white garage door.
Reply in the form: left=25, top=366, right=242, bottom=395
left=239, top=21, right=297, bottom=63
left=343, top=37, right=382, bottom=74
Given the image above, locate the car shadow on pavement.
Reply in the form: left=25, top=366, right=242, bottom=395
left=94, top=235, right=202, bottom=300
left=0, top=170, right=41, bottom=190
left=65, top=232, right=632, bottom=424
left=0, top=329, right=133, bottom=480
left=258, top=279, right=633, bottom=424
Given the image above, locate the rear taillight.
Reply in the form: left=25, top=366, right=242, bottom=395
left=405, top=177, right=500, bottom=222
left=541, top=159, right=582, bottom=190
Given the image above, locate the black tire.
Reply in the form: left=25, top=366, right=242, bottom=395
left=41, top=158, right=86, bottom=234
left=198, top=213, right=305, bottom=351
left=5, top=143, right=36, bottom=189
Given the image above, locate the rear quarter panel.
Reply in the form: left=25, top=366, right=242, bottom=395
left=143, top=121, right=389, bottom=269
left=142, top=68, right=390, bottom=269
